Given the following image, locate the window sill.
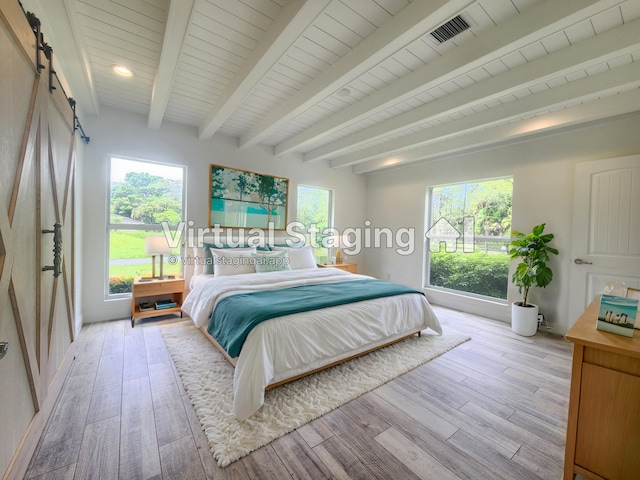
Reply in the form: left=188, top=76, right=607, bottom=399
left=423, top=287, right=511, bottom=323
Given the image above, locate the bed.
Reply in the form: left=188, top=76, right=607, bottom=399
left=181, top=247, right=442, bottom=421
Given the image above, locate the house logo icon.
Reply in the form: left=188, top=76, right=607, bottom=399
left=425, top=217, right=475, bottom=253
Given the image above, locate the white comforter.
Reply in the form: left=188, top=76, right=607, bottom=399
left=181, top=268, right=442, bottom=420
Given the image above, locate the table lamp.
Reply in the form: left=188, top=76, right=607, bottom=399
left=145, top=236, right=172, bottom=278
left=330, top=234, right=351, bottom=264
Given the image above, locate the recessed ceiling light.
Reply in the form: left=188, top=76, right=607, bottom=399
left=112, top=65, right=134, bottom=77
left=337, top=88, right=351, bottom=96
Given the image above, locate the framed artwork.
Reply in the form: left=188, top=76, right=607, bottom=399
left=209, top=164, right=289, bottom=229
left=627, top=288, right=640, bottom=330
left=627, top=287, right=640, bottom=301
left=597, top=294, right=638, bottom=337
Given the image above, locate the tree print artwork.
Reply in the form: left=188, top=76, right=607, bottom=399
left=209, top=165, right=289, bottom=229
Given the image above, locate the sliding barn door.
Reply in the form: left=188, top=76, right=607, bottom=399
left=0, top=1, right=77, bottom=478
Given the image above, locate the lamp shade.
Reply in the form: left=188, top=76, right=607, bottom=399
left=145, top=236, right=172, bottom=255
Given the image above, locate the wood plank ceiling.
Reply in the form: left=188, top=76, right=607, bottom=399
left=23, top=0, right=640, bottom=174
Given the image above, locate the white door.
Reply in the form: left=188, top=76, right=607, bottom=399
left=568, top=155, right=640, bottom=325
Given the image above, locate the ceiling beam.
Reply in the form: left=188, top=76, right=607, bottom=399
left=353, top=86, right=640, bottom=175
left=198, top=0, right=331, bottom=140
left=339, top=61, right=640, bottom=168
left=239, top=0, right=476, bottom=149
left=148, top=0, right=196, bottom=129
left=312, top=19, right=640, bottom=164
left=277, top=0, right=626, bottom=157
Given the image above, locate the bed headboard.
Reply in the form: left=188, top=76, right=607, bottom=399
left=182, top=233, right=304, bottom=290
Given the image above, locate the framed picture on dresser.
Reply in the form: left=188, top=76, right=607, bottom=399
left=627, top=287, right=640, bottom=301
left=627, top=288, right=640, bottom=328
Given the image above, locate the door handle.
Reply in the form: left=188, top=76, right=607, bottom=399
left=42, top=223, right=62, bottom=277
left=574, top=258, right=593, bottom=265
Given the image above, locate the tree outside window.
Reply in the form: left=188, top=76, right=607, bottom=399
left=425, top=177, right=513, bottom=300
left=297, top=185, right=332, bottom=262
left=107, top=157, right=184, bottom=296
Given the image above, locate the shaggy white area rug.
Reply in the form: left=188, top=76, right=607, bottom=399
left=161, top=322, right=469, bottom=467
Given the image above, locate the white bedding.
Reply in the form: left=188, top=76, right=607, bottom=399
left=189, top=273, right=213, bottom=291
left=181, top=268, right=442, bottom=420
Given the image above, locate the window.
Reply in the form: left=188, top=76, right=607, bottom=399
left=107, top=157, right=185, bottom=296
left=296, top=185, right=332, bottom=262
left=425, top=177, right=513, bottom=300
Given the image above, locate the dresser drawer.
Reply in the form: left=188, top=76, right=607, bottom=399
left=134, top=279, right=183, bottom=296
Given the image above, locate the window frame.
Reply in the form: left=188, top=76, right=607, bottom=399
left=296, top=184, right=334, bottom=261
left=423, top=176, right=513, bottom=303
left=106, top=155, right=186, bottom=299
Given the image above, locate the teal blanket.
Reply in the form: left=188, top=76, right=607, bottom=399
left=208, top=279, right=424, bottom=358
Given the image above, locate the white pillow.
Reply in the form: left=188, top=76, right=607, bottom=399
left=192, top=247, right=205, bottom=276
left=210, top=247, right=257, bottom=276
left=273, top=245, right=317, bottom=270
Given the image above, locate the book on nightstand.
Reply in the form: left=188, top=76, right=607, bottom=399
left=596, top=294, right=638, bottom=337
left=138, top=302, right=154, bottom=312
left=155, top=299, right=177, bottom=309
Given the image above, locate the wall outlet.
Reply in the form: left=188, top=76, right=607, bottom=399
left=537, top=314, right=545, bottom=327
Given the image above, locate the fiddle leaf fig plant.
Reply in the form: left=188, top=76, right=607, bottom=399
left=509, top=223, right=558, bottom=308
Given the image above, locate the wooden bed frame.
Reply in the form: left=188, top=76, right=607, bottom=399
left=198, top=326, right=421, bottom=390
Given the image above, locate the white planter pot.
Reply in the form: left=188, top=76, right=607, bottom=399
left=511, top=302, right=539, bottom=336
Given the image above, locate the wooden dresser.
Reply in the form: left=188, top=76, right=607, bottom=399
left=564, top=297, right=640, bottom=480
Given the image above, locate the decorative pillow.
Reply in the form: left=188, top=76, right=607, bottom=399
left=273, top=245, right=317, bottom=270
left=203, top=242, right=250, bottom=274
left=252, top=250, right=291, bottom=273
left=270, top=240, right=304, bottom=249
left=247, top=241, right=271, bottom=252
left=210, top=248, right=257, bottom=276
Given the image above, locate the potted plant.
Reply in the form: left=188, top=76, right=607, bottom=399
left=509, top=223, right=558, bottom=336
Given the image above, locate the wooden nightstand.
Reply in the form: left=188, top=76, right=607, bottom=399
left=317, top=262, right=357, bottom=274
left=131, top=276, right=184, bottom=327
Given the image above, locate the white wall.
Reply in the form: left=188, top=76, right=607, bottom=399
left=81, top=107, right=640, bottom=331
left=363, top=112, right=640, bottom=334
left=81, top=106, right=367, bottom=323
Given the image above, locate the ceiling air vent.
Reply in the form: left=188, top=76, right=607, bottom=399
left=429, top=15, right=470, bottom=43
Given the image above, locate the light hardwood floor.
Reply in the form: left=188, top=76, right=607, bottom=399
left=25, top=306, right=573, bottom=479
